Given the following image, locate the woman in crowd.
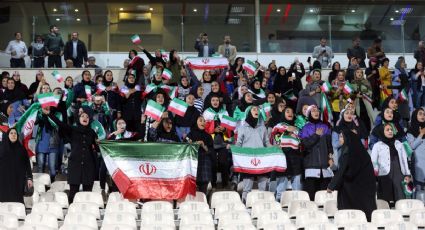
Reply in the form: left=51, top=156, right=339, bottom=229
left=143, top=90, right=170, bottom=141
left=73, top=70, right=96, bottom=104
left=249, top=78, right=266, bottom=101
left=11, top=71, right=29, bottom=98
left=299, top=105, right=333, bottom=200
left=330, top=70, right=350, bottom=125
left=0, top=128, right=33, bottom=203
left=302, top=69, right=323, bottom=106
left=233, top=92, right=254, bottom=124
left=125, top=49, right=145, bottom=83
left=28, top=71, right=44, bottom=99
left=190, top=85, right=204, bottom=114
left=328, top=130, right=376, bottom=221
left=121, top=74, right=143, bottom=132
left=204, top=81, right=232, bottom=115
left=390, top=57, right=411, bottom=127
left=351, top=68, right=374, bottom=132
left=167, top=49, right=182, bottom=86
left=379, top=58, right=392, bottom=105
left=174, top=94, right=200, bottom=141
left=236, top=106, right=270, bottom=202
left=272, top=107, right=303, bottom=201
left=328, top=62, right=341, bottom=83
left=409, top=62, right=424, bottom=108
left=365, top=57, right=381, bottom=109
left=406, top=108, right=425, bottom=195
left=101, top=70, right=121, bottom=129
left=177, top=76, right=191, bottom=101
left=272, top=66, right=288, bottom=95
left=148, top=117, right=180, bottom=143
left=187, top=116, right=213, bottom=194
left=371, top=123, right=411, bottom=206
left=369, top=106, right=405, bottom=149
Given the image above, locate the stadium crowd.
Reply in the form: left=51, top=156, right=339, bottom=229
left=2, top=26, right=425, bottom=221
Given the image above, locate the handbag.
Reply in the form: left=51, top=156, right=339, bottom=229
left=23, top=180, right=34, bottom=197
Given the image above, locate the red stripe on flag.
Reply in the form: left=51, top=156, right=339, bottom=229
left=233, top=166, right=286, bottom=174
left=221, top=123, right=235, bottom=131
left=168, top=107, right=185, bottom=117
left=0, top=125, right=8, bottom=133
left=188, top=64, right=228, bottom=70
left=23, top=136, right=35, bottom=157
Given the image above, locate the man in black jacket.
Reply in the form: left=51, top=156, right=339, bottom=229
left=45, top=25, right=64, bottom=68
left=64, top=32, right=88, bottom=68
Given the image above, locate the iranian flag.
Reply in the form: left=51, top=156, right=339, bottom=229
left=399, top=89, right=408, bottom=102
left=130, top=34, right=141, bottom=45
left=160, top=49, right=168, bottom=61
left=243, top=60, right=257, bottom=75
left=320, top=93, right=333, bottom=124
left=38, top=92, right=60, bottom=108
left=262, top=103, right=272, bottom=117
left=96, top=84, right=106, bottom=95
left=15, top=103, right=41, bottom=157
left=85, top=85, right=92, bottom=101
left=403, top=141, right=413, bottom=157
left=280, top=135, right=300, bottom=149
left=362, top=94, right=373, bottom=104
left=100, top=141, right=198, bottom=199
left=284, top=92, right=297, bottom=101
left=321, top=82, right=332, bottom=93
left=186, top=57, right=229, bottom=70
left=168, top=86, right=177, bottom=99
left=168, top=98, right=188, bottom=117
left=145, top=99, right=165, bottom=121
left=220, top=115, right=237, bottom=131
left=143, top=84, right=157, bottom=96
left=231, top=145, right=286, bottom=174
left=162, top=69, right=173, bottom=80
left=51, top=70, right=64, bottom=83
left=343, top=82, right=354, bottom=94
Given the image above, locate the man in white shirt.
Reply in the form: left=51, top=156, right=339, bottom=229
left=5, top=32, right=27, bottom=68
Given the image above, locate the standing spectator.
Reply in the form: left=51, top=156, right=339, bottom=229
left=5, top=32, right=27, bottom=68
left=167, top=50, right=182, bottom=86
left=28, top=35, right=46, bottom=68
left=367, top=38, right=385, bottom=63
left=64, top=32, right=88, bottom=68
left=85, top=56, right=100, bottom=68
left=347, top=36, right=366, bottom=68
left=45, top=25, right=64, bottom=68
left=0, top=128, right=33, bottom=203
left=328, top=62, right=341, bottom=83
left=379, top=58, right=392, bottom=105
left=124, top=50, right=145, bottom=84
left=414, top=41, right=425, bottom=65
left=365, top=57, right=381, bottom=109
left=194, top=33, right=215, bottom=57
left=218, top=35, right=237, bottom=65
left=312, top=37, right=334, bottom=68
left=410, top=62, right=424, bottom=108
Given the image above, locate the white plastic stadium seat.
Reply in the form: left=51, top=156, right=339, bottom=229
left=102, top=212, right=137, bottom=230
left=24, top=191, right=40, bottom=209
left=141, top=212, right=175, bottom=227
left=18, top=225, right=55, bottom=230
left=251, top=201, right=282, bottom=219
left=73, top=192, right=104, bottom=208
left=141, top=225, right=176, bottom=230
left=0, top=212, right=19, bottom=229
left=323, top=200, right=338, bottom=217
left=24, top=213, right=58, bottom=229
left=304, top=223, right=338, bottom=230
left=0, top=202, right=26, bottom=219
left=217, top=211, right=251, bottom=230
left=280, top=190, right=310, bottom=208
left=376, top=199, right=390, bottom=209
left=142, top=201, right=174, bottom=214
left=246, top=191, right=275, bottom=208
left=180, top=212, right=214, bottom=227
left=219, top=223, right=256, bottom=230
left=214, top=202, right=246, bottom=220
left=211, top=191, right=241, bottom=209
left=288, top=200, right=318, bottom=218
left=37, top=192, right=68, bottom=208
left=59, top=224, right=96, bottom=230
left=334, top=210, right=367, bottom=228
left=262, top=223, right=297, bottom=230
left=33, top=180, right=46, bottom=193
left=345, top=223, right=378, bottom=230
left=49, top=181, right=69, bottom=192
left=295, top=210, right=329, bottom=228
left=179, top=224, right=214, bottom=230
left=63, top=213, right=98, bottom=230
left=314, top=190, right=338, bottom=206
left=257, top=210, right=291, bottom=229
left=105, top=201, right=137, bottom=219
left=178, top=201, right=210, bottom=217
left=178, top=192, right=208, bottom=206
left=384, top=222, right=418, bottom=230
left=409, top=209, right=425, bottom=227
left=31, top=202, right=64, bottom=220
left=395, top=199, right=424, bottom=216
left=107, top=192, right=126, bottom=204
left=33, top=173, right=51, bottom=186
left=371, top=209, right=404, bottom=227
left=101, top=224, right=136, bottom=230
left=68, top=202, right=100, bottom=219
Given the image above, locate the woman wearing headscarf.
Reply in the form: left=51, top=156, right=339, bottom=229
left=28, top=71, right=45, bottom=99
left=121, top=74, right=143, bottom=132
left=174, top=94, right=200, bottom=141
left=0, top=128, right=33, bottom=203
left=167, top=49, right=182, bottom=86
left=47, top=106, right=98, bottom=203
left=204, top=81, right=232, bottom=115
left=143, top=90, right=171, bottom=142
left=389, top=57, right=411, bottom=127
left=236, top=106, right=270, bottom=202
left=330, top=70, right=350, bottom=125
left=327, top=62, right=341, bottom=83
left=379, top=58, right=392, bottom=105
left=125, top=49, right=145, bottom=84
left=203, top=95, right=231, bottom=188
left=148, top=117, right=180, bottom=143
left=406, top=108, right=425, bottom=194
left=187, top=116, right=214, bottom=194
left=100, top=70, right=121, bottom=129
left=73, top=70, right=96, bottom=105
left=371, top=123, right=411, bottom=206
left=299, top=105, right=333, bottom=200
left=189, top=84, right=204, bottom=114
left=301, top=70, right=323, bottom=106
left=327, top=130, right=377, bottom=221
left=351, top=68, right=374, bottom=132
left=177, top=76, right=191, bottom=101
left=11, top=71, right=29, bottom=99
left=272, top=66, right=288, bottom=95
left=409, top=62, right=424, bottom=108
left=369, top=107, right=405, bottom=150
left=267, top=99, right=286, bottom=129
left=233, top=92, right=254, bottom=124
left=365, top=57, right=381, bottom=109
left=374, top=96, right=404, bottom=128
left=271, top=107, right=303, bottom=201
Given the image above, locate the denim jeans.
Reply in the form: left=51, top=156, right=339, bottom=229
left=37, top=152, right=57, bottom=177
left=242, top=176, right=269, bottom=202
left=275, top=175, right=302, bottom=202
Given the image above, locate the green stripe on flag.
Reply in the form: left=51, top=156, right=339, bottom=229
left=231, top=145, right=284, bottom=156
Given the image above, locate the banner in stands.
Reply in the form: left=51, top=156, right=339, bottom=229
left=230, top=145, right=287, bottom=174
left=185, top=57, right=228, bottom=70
left=99, top=141, right=198, bottom=200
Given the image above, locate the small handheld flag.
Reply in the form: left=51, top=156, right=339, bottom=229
left=130, top=35, right=141, bottom=45
left=343, top=82, right=354, bottom=94
left=38, top=92, right=60, bottom=108
left=145, top=100, right=165, bottom=121
left=51, top=70, right=64, bottom=83
left=168, top=98, right=188, bottom=117
left=220, top=115, right=237, bottom=131
left=321, top=82, right=332, bottom=93
left=162, top=68, right=173, bottom=80
left=243, top=60, right=257, bottom=75
left=85, top=85, right=92, bottom=102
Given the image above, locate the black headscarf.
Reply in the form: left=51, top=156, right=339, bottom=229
left=245, top=107, right=258, bottom=128
left=250, top=78, right=262, bottom=95
left=187, top=116, right=213, bottom=148
left=180, top=76, right=190, bottom=89
left=380, top=96, right=401, bottom=122
left=102, top=70, right=114, bottom=87
left=281, top=107, right=295, bottom=126
left=375, top=124, right=396, bottom=146
left=334, top=109, right=368, bottom=139
left=408, top=108, right=425, bottom=138
left=156, top=118, right=179, bottom=142
left=239, top=92, right=253, bottom=112
left=307, top=108, right=321, bottom=124
left=206, top=95, right=223, bottom=113
left=124, top=75, right=136, bottom=89
left=268, top=103, right=285, bottom=128
left=175, top=100, right=200, bottom=128
left=0, top=128, right=26, bottom=158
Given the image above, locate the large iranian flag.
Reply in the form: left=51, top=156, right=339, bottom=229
left=15, top=103, right=41, bottom=157
left=186, top=57, right=229, bottom=70
left=231, top=145, right=286, bottom=174
left=100, top=141, right=198, bottom=200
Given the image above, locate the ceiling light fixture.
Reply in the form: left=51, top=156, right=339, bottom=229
left=395, top=10, right=399, bottom=13
left=119, top=8, right=124, bottom=11
left=351, top=9, right=356, bottom=13
left=56, top=18, right=60, bottom=21
left=76, top=18, right=81, bottom=21
left=277, top=9, right=281, bottom=12
left=53, top=8, right=57, bottom=12
left=75, top=9, right=79, bottom=12
left=193, top=8, right=197, bottom=12
left=390, top=17, right=394, bottom=21
left=149, top=7, right=153, bottom=11
left=309, top=9, right=314, bottom=13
